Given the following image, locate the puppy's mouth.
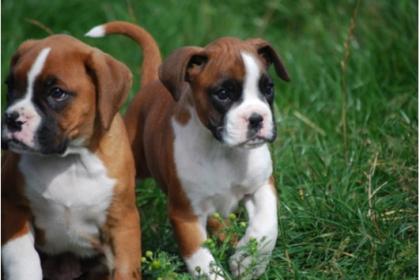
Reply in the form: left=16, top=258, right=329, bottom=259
left=238, top=136, right=270, bottom=149
left=2, top=137, right=38, bottom=154
left=2, top=131, right=68, bottom=156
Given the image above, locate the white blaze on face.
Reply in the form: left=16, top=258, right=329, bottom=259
left=5, top=47, right=51, bottom=149
left=222, top=52, right=274, bottom=147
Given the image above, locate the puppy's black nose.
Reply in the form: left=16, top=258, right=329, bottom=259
left=249, top=113, right=263, bottom=129
left=5, top=111, right=23, bottom=132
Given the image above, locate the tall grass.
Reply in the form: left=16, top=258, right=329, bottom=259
left=1, top=0, right=417, bottom=278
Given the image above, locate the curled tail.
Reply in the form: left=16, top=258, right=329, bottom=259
left=86, top=21, right=162, bottom=88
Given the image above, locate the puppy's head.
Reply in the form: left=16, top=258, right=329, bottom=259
left=159, top=37, right=289, bottom=148
left=2, top=35, right=131, bottom=155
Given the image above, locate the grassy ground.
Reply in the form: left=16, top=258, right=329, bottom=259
left=1, top=0, right=418, bottom=279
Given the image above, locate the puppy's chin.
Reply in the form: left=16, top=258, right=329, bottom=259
left=240, top=138, right=267, bottom=149
left=221, top=130, right=276, bottom=149
left=2, top=137, right=69, bottom=156
left=4, top=140, right=39, bottom=154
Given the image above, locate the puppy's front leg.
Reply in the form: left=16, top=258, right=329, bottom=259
left=170, top=207, right=224, bottom=280
left=1, top=201, right=42, bottom=280
left=107, top=204, right=141, bottom=280
left=229, top=178, right=278, bottom=279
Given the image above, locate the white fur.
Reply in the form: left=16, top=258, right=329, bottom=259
left=229, top=182, right=278, bottom=278
left=223, top=52, right=274, bottom=147
left=5, top=48, right=51, bottom=150
left=19, top=148, right=115, bottom=257
left=2, top=230, right=43, bottom=280
left=184, top=218, right=224, bottom=279
left=173, top=107, right=275, bottom=277
left=85, top=25, right=106, bottom=37
left=185, top=247, right=225, bottom=280
left=173, top=108, right=272, bottom=218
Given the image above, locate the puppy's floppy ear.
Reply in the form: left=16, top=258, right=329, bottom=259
left=85, top=49, right=132, bottom=131
left=247, top=38, right=290, bottom=81
left=159, top=46, right=207, bottom=101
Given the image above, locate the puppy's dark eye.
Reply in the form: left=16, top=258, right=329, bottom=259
left=49, top=87, right=69, bottom=102
left=259, top=76, right=275, bottom=102
left=215, top=88, right=230, bottom=101
left=264, top=81, right=274, bottom=98
left=209, top=79, right=241, bottom=113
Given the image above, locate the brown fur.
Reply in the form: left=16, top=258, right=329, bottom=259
left=2, top=35, right=140, bottom=279
left=99, top=22, right=289, bottom=261
left=101, top=21, right=162, bottom=88
left=1, top=152, right=31, bottom=244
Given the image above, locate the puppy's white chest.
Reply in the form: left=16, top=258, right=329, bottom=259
left=172, top=114, right=272, bottom=216
left=19, top=149, right=115, bottom=257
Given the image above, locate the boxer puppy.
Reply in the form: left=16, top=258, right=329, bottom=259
left=87, top=21, right=289, bottom=279
left=2, top=33, right=141, bottom=279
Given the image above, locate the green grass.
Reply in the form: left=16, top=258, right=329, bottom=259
left=1, top=0, right=417, bottom=279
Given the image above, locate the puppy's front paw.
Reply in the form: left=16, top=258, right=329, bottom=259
left=229, top=251, right=269, bottom=279
left=229, top=237, right=273, bottom=279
